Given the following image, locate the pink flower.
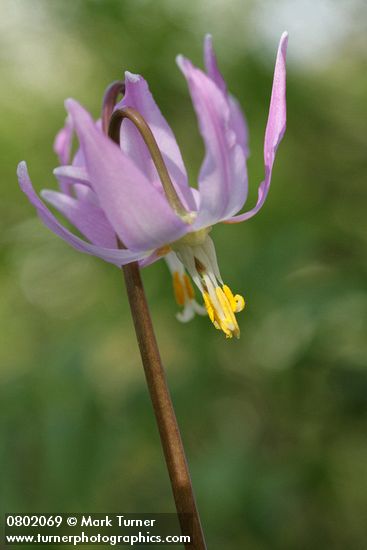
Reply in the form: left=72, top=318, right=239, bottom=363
left=17, top=33, right=288, bottom=338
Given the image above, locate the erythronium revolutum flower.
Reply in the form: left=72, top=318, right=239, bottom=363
left=17, top=32, right=288, bottom=339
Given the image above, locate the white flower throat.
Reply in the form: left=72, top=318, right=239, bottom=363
left=167, top=230, right=245, bottom=339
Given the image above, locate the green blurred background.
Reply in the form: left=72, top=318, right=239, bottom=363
left=1, top=0, right=367, bottom=548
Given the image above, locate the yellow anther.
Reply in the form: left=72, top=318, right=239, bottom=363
left=216, top=287, right=237, bottom=325
left=223, top=284, right=245, bottom=314
left=222, top=284, right=237, bottom=311
left=201, top=285, right=243, bottom=339
left=222, top=325, right=233, bottom=338
left=203, top=291, right=215, bottom=323
left=173, top=272, right=185, bottom=306
left=183, top=274, right=195, bottom=300
left=216, top=286, right=241, bottom=339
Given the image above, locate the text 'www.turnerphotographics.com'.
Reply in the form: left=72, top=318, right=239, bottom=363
left=5, top=514, right=193, bottom=546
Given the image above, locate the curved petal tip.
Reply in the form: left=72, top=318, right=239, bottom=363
left=124, top=71, right=140, bottom=84
left=204, top=33, right=213, bottom=46
left=17, top=161, right=28, bottom=190
left=279, top=31, right=289, bottom=53
left=64, top=97, right=76, bottom=111
left=175, top=54, right=184, bottom=69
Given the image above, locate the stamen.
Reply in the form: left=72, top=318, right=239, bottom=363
left=215, top=287, right=239, bottom=336
left=183, top=274, right=195, bottom=300
left=173, top=235, right=245, bottom=339
left=109, top=108, right=194, bottom=224
left=222, top=285, right=245, bottom=313
left=202, top=286, right=243, bottom=339
left=165, top=252, right=206, bottom=322
left=173, top=272, right=186, bottom=306
left=222, top=284, right=237, bottom=311
left=203, top=291, right=215, bottom=323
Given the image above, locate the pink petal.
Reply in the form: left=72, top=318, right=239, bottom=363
left=204, top=34, right=249, bottom=158
left=228, top=94, right=249, bottom=159
left=41, top=190, right=117, bottom=248
left=17, top=162, right=149, bottom=266
left=65, top=98, right=189, bottom=252
left=225, top=32, right=288, bottom=224
left=53, top=165, right=91, bottom=190
left=177, top=55, right=247, bottom=228
left=53, top=115, right=73, bottom=165
left=204, top=34, right=226, bottom=92
left=72, top=183, right=99, bottom=206
left=54, top=166, right=99, bottom=209
left=115, top=72, right=196, bottom=211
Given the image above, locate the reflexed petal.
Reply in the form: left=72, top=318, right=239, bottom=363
left=73, top=183, right=99, bottom=206
left=72, top=146, right=85, bottom=167
left=53, top=165, right=91, bottom=190
left=204, top=35, right=249, bottom=158
left=225, top=32, right=288, bottom=224
left=203, top=34, right=227, bottom=94
left=115, top=72, right=196, bottom=211
left=54, top=115, right=73, bottom=165
left=65, top=98, right=189, bottom=251
left=17, top=162, right=150, bottom=266
left=41, top=190, right=116, bottom=248
left=177, top=55, right=247, bottom=228
left=228, top=95, right=249, bottom=158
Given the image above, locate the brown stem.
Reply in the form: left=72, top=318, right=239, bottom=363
left=101, top=80, right=125, bottom=134
left=108, top=101, right=207, bottom=549
left=122, top=263, right=206, bottom=549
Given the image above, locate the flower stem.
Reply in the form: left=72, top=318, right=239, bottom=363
left=107, top=96, right=207, bottom=548
left=101, top=80, right=125, bottom=134
left=122, top=261, right=207, bottom=549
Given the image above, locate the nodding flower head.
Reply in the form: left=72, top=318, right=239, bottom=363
left=17, top=32, right=288, bottom=339
left=172, top=231, right=245, bottom=339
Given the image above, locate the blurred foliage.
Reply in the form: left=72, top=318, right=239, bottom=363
left=1, top=0, right=367, bottom=548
